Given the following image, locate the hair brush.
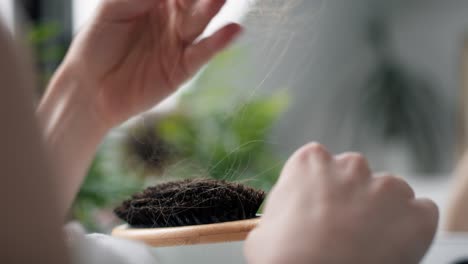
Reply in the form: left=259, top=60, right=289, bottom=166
left=111, top=179, right=266, bottom=247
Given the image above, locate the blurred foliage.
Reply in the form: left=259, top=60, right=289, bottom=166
left=150, top=91, right=287, bottom=190
left=121, top=48, right=288, bottom=190
left=28, top=22, right=67, bottom=94
left=72, top=152, right=144, bottom=231
left=356, top=17, right=444, bottom=172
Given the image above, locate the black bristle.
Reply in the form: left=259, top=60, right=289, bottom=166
left=114, top=179, right=266, bottom=228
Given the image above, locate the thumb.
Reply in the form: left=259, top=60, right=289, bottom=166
left=97, top=0, right=159, bottom=22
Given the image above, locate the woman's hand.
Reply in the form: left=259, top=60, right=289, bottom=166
left=38, top=0, right=241, bottom=215
left=245, top=143, right=438, bottom=264
left=64, top=0, right=241, bottom=127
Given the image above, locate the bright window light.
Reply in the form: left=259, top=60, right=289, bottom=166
left=73, top=1, right=101, bottom=33
left=0, top=0, right=14, bottom=31
left=73, top=0, right=254, bottom=34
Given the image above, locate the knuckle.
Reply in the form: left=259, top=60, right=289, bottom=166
left=374, top=175, right=415, bottom=198
left=378, top=175, right=398, bottom=188
left=417, top=199, right=439, bottom=226
left=284, top=143, right=332, bottom=184
left=338, top=153, right=371, bottom=183
left=345, top=153, right=369, bottom=172
left=414, top=200, right=439, bottom=241
left=296, top=142, right=331, bottom=162
left=338, top=152, right=369, bottom=171
left=346, top=153, right=366, bottom=164
left=344, top=171, right=367, bottom=185
left=376, top=174, right=396, bottom=189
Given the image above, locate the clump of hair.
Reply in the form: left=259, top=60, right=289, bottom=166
left=114, top=179, right=266, bottom=228
left=122, top=118, right=178, bottom=176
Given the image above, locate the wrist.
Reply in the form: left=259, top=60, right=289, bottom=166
left=38, top=64, right=110, bottom=137
left=37, top=64, right=111, bottom=212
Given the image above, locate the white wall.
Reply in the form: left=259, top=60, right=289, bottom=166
left=388, top=0, right=468, bottom=171
left=237, top=0, right=466, bottom=174
left=240, top=0, right=381, bottom=164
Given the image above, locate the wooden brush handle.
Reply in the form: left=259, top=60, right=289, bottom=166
left=111, top=218, right=260, bottom=247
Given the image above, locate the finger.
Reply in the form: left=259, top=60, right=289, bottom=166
left=175, top=0, right=193, bottom=10
left=335, top=152, right=371, bottom=182
left=412, top=198, right=439, bottom=222
left=181, top=0, right=227, bottom=43
left=411, top=198, right=439, bottom=242
left=98, top=0, right=157, bottom=22
left=288, top=143, right=333, bottom=181
left=371, top=174, right=415, bottom=200
left=276, top=142, right=332, bottom=187
left=294, top=142, right=332, bottom=165
left=183, top=23, right=242, bottom=76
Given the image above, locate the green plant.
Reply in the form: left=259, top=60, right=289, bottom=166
left=28, top=22, right=67, bottom=94
left=72, top=149, right=144, bottom=231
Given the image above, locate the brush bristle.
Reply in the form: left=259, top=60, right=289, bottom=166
left=114, top=179, right=266, bottom=228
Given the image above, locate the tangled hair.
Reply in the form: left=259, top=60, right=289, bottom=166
left=245, top=0, right=318, bottom=32
left=115, top=179, right=266, bottom=228
left=122, top=116, right=179, bottom=176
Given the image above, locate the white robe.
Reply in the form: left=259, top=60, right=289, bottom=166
left=66, top=223, right=159, bottom=264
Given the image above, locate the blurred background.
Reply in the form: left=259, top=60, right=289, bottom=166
left=1, top=0, right=467, bottom=231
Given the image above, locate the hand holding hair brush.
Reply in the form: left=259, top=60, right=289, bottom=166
left=112, top=179, right=265, bottom=247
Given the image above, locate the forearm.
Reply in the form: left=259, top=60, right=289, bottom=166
left=446, top=195, right=468, bottom=231
left=446, top=174, right=468, bottom=231
left=445, top=153, right=468, bottom=232
left=37, top=65, right=109, bottom=215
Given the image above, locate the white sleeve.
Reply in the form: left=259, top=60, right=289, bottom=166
left=66, top=223, right=160, bottom=264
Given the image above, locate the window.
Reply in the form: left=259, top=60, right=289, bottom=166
left=72, top=1, right=99, bottom=33
left=0, top=0, right=14, bottom=30
left=72, top=0, right=254, bottom=34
